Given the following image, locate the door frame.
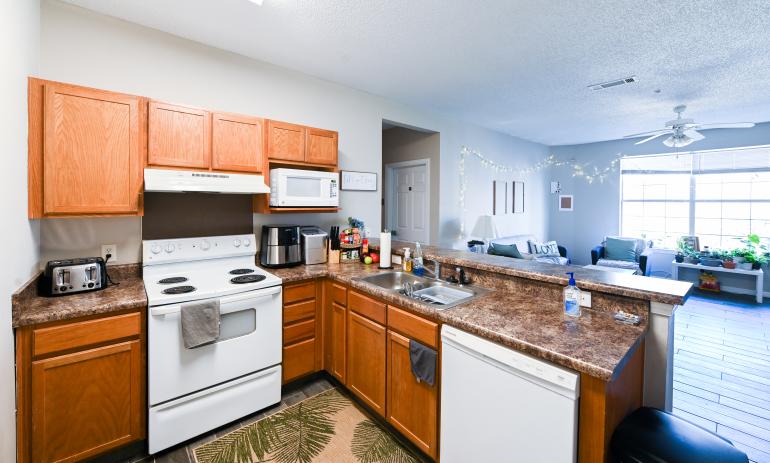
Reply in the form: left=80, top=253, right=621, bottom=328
left=384, top=158, right=431, bottom=244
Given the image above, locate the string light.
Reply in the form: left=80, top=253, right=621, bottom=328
left=457, top=146, right=622, bottom=238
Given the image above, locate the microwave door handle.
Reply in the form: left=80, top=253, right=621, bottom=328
left=150, top=286, right=281, bottom=316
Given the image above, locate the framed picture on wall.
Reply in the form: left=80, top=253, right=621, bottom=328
left=512, top=181, right=524, bottom=213
left=493, top=180, right=507, bottom=215
left=559, top=194, right=573, bottom=211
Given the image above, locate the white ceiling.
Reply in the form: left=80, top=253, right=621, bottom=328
left=61, top=0, right=770, bottom=146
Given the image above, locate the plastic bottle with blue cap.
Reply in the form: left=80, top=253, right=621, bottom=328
left=564, top=272, right=582, bottom=317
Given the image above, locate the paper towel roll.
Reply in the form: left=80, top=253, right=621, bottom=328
left=379, top=231, right=392, bottom=268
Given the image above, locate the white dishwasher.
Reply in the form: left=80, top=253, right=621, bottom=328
left=440, top=325, right=580, bottom=463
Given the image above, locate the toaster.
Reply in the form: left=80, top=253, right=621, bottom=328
left=39, top=257, right=107, bottom=296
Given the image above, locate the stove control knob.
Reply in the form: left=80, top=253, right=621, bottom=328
left=233, top=238, right=241, bottom=248
left=201, top=240, right=211, bottom=251
left=243, top=238, right=251, bottom=247
left=165, top=243, right=175, bottom=253
left=151, top=244, right=162, bottom=254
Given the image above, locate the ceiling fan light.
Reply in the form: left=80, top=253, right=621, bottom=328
left=663, top=134, right=694, bottom=148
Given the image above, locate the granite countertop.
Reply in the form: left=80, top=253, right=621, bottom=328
left=12, top=265, right=147, bottom=328
left=268, top=262, right=647, bottom=381
left=376, top=240, right=692, bottom=305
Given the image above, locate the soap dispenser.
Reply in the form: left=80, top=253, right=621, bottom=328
left=564, top=272, right=582, bottom=317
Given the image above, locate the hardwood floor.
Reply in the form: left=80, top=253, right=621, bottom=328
left=673, top=291, right=770, bottom=463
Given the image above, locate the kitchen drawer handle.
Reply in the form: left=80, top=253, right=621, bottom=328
left=151, top=286, right=281, bottom=316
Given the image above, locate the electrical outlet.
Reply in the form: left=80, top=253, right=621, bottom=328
left=101, top=244, right=117, bottom=262
left=579, top=291, right=591, bottom=308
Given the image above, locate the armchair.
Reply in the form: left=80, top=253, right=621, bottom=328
left=591, top=237, right=648, bottom=275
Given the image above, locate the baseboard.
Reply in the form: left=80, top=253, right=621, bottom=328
left=714, top=285, right=770, bottom=299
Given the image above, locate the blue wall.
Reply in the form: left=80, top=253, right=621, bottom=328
left=547, top=122, right=770, bottom=296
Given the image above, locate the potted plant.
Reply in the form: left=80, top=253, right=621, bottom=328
left=676, top=238, right=700, bottom=264
left=746, top=253, right=767, bottom=270
left=675, top=252, right=685, bottom=263
left=722, top=252, right=736, bottom=269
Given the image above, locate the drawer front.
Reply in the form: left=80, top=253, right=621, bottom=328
left=33, top=312, right=142, bottom=358
left=283, top=319, right=315, bottom=345
left=387, top=306, right=438, bottom=349
left=331, top=283, right=347, bottom=306
left=349, top=290, right=386, bottom=325
left=284, top=281, right=316, bottom=305
left=283, top=299, right=316, bottom=325
left=283, top=338, right=316, bottom=382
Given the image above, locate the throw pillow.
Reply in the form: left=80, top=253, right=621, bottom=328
left=605, top=237, right=638, bottom=262
left=488, top=243, right=523, bottom=259
left=528, top=240, right=560, bottom=257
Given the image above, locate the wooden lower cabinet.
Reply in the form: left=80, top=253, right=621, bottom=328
left=346, top=310, right=387, bottom=416
left=330, top=302, right=347, bottom=383
left=281, top=280, right=322, bottom=383
left=16, top=310, right=146, bottom=463
left=387, top=330, right=439, bottom=459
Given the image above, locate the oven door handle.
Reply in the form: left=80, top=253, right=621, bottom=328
left=150, top=286, right=282, bottom=316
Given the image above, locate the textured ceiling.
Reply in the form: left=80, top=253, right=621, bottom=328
left=60, top=0, right=770, bottom=145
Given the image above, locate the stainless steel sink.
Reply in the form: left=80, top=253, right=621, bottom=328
left=358, top=271, right=490, bottom=309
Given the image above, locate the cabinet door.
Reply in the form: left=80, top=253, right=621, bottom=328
left=305, top=128, right=338, bottom=166
left=31, top=340, right=143, bottom=462
left=330, top=302, right=347, bottom=383
left=212, top=112, right=264, bottom=173
left=347, top=311, right=386, bottom=416
left=148, top=101, right=211, bottom=168
left=266, top=120, right=305, bottom=162
left=42, top=83, right=143, bottom=215
left=387, top=330, right=438, bottom=458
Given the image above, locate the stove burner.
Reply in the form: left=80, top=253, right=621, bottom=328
left=230, top=275, right=266, bottom=284
left=161, top=285, right=196, bottom=295
left=229, top=268, right=255, bottom=275
left=158, top=276, right=188, bottom=285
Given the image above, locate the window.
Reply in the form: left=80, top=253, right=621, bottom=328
left=620, top=146, right=770, bottom=250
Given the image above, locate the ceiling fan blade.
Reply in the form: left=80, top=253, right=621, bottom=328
left=683, top=129, right=705, bottom=141
left=696, top=122, right=755, bottom=129
left=624, top=129, right=670, bottom=139
left=635, top=132, right=669, bottom=145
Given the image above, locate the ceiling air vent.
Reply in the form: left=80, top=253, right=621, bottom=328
left=588, top=76, right=637, bottom=91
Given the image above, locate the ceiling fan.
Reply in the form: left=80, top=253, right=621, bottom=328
left=624, top=105, right=755, bottom=148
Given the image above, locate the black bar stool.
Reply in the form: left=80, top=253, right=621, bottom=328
left=611, top=407, right=749, bottom=463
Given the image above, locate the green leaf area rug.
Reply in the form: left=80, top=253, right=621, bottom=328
left=193, top=388, right=421, bottom=463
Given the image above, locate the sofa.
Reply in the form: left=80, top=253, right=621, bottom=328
left=591, top=236, right=648, bottom=274
left=490, top=234, right=569, bottom=265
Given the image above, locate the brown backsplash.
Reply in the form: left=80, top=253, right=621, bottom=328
left=142, top=193, right=254, bottom=240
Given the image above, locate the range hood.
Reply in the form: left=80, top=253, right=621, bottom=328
left=144, top=168, right=271, bottom=194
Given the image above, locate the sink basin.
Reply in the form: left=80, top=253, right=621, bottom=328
left=358, top=271, right=490, bottom=309
left=359, top=271, right=437, bottom=291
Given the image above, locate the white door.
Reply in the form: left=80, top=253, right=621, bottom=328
left=392, top=164, right=428, bottom=243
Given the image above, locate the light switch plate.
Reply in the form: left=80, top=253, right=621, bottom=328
left=579, top=291, right=591, bottom=308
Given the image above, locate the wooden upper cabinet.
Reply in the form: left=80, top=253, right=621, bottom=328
left=266, top=120, right=306, bottom=162
left=306, top=128, right=338, bottom=166
left=33, top=81, right=144, bottom=217
left=212, top=112, right=264, bottom=173
left=148, top=101, right=211, bottom=169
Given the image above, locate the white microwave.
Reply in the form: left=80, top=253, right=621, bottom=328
left=269, top=168, right=339, bottom=207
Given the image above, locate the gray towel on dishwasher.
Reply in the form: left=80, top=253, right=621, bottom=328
left=409, top=339, right=437, bottom=386
left=180, top=299, right=220, bottom=349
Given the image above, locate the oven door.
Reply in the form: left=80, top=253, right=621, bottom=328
left=148, top=285, right=282, bottom=406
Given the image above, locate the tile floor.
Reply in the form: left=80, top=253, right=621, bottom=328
left=128, top=376, right=335, bottom=463
left=673, top=291, right=770, bottom=463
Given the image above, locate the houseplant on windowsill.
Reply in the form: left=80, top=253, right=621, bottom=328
left=746, top=253, right=767, bottom=270
left=677, top=238, right=700, bottom=264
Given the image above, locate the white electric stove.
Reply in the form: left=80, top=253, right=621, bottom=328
left=143, top=234, right=283, bottom=454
